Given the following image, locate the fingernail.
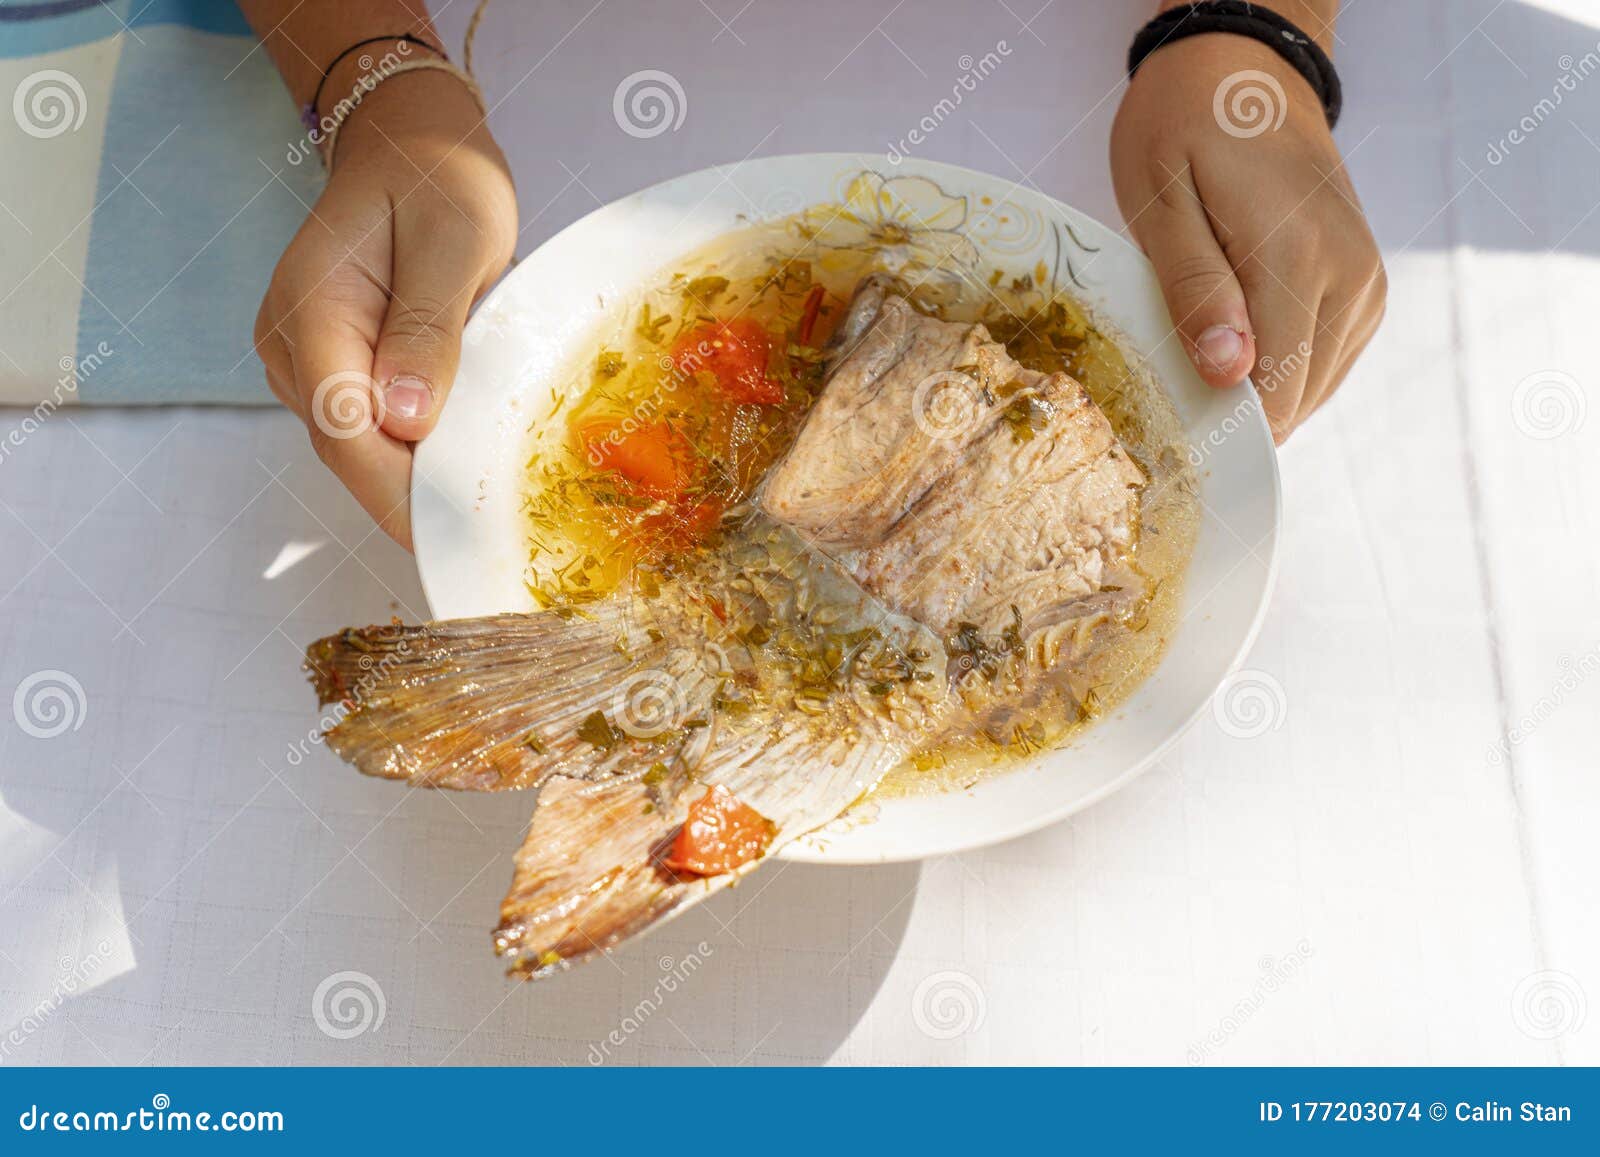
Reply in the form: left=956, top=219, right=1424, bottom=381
left=384, top=375, right=433, bottom=420
left=1195, top=325, right=1245, bottom=374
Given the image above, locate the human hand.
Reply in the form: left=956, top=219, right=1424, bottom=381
left=1110, top=32, right=1385, bottom=443
left=255, top=69, right=517, bottom=548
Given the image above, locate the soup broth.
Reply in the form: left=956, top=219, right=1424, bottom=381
left=519, top=205, right=1197, bottom=797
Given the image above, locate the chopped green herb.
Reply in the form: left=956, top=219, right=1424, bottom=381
left=577, top=710, right=620, bottom=750
left=636, top=303, right=672, bottom=344
left=684, top=275, right=730, bottom=304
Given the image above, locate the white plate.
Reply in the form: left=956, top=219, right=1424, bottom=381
left=412, top=153, right=1280, bottom=865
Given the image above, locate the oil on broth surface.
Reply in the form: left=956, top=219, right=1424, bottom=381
left=519, top=207, right=1197, bottom=798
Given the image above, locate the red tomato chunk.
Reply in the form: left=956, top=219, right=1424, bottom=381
left=672, top=319, right=784, bottom=405
left=662, top=785, right=776, bottom=876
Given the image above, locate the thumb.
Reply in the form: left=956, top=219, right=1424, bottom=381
left=1134, top=179, right=1256, bottom=389
left=371, top=247, right=476, bottom=442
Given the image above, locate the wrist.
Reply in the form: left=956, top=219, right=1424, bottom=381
left=322, top=61, right=491, bottom=170
left=1153, top=1, right=1338, bottom=54
left=1130, top=6, right=1340, bottom=134
left=311, top=34, right=441, bottom=122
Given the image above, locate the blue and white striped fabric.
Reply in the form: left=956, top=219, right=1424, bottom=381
left=0, top=0, right=321, bottom=405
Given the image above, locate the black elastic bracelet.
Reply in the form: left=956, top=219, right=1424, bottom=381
left=302, top=33, right=444, bottom=132
left=1128, top=2, right=1342, bottom=129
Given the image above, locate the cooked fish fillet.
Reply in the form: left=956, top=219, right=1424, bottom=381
left=763, top=279, right=1006, bottom=550
left=304, top=277, right=1147, bottom=978
left=851, top=374, right=1144, bottom=638
left=763, top=276, right=1145, bottom=637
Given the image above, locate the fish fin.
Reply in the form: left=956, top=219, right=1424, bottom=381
left=303, top=597, right=717, bottom=791
left=822, top=273, right=895, bottom=365
left=493, top=778, right=696, bottom=976
left=494, top=718, right=909, bottom=978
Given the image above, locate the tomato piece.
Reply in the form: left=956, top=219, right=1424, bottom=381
left=578, top=420, right=699, bottom=501
left=641, top=496, right=724, bottom=552
left=797, top=285, right=825, bottom=345
left=673, top=319, right=784, bottom=405
left=661, top=785, right=776, bottom=876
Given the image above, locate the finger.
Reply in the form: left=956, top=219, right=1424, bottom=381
left=1237, top=260, right=1319, bottom=443
left=370, top=223, right=481, bottom=443
left=288, top=314, right=415, bottom=550
left=1296, top=305, right=1378, bottom=429
left=266, top=363, right=300, bottom=418
left=259, top=321, right=305, bottom=419
left=259, top=332, right=301, bottom=417
left=1296, top=295, right=1358, bottom=421
left=1131, top=168, right=1256, bottom=389
left=255, top=296, right=300, bottom=413
left=1303, top=274, right=1386, bottom=418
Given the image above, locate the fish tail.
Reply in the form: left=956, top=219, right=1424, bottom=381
left=494, top=719, right=907, bottom=978
left=304, top=521, right=956, bottom=976
left=303, top=595, right=717, bottom=791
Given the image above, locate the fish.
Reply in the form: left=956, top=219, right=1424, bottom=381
left=763, top=275, right=1147, bottom=641
left=304, top=277, right=1147, bottom=977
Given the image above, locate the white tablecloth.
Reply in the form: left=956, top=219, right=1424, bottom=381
left=2, top=0, right=1597, bottom=1065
